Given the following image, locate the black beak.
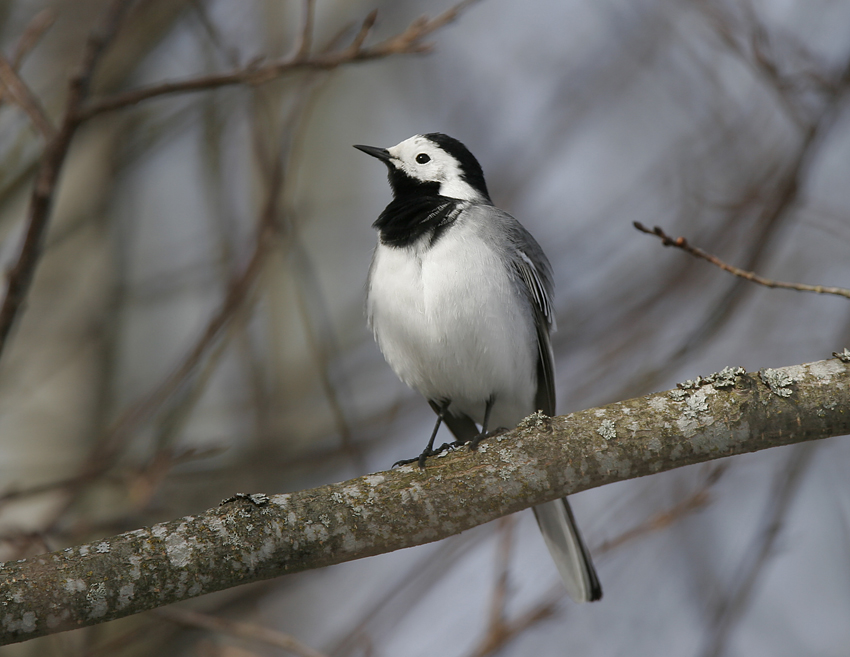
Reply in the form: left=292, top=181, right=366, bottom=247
left=353, top=144, right=391, bottom=162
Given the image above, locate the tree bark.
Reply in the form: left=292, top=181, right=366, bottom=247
left=2, top=358, right=848, bottom=644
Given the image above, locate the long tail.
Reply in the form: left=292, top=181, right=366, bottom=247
left=441, top=407, right=601, bottom=602
left=533, top=498, right=602, bottom=602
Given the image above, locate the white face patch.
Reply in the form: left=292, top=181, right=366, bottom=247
left=386, top=135, right=484, bottom=202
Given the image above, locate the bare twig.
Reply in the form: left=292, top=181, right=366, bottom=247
left=13, top=221, right=275, bottom=541
left=290, top=238, right=362, bottom=464
left=105, top=223, right=272, bottom=453
left=0, top=446, right=220, bottom=520
left=466, top=463, right=729, bottom=657
left=700, top=443, right=818, bottom=657
left=349, top=10, right=378, bottom=54
left=188, top=0, right=240, bottom=67
left=634, top=222, right=850, bottom=299
left=579, top=4, right=850, bottom=406
left=693, top=0, right=808, bottom=127
left=0, top=9, right=54, bottom=107
left=157, top=607, right=328, bottom=657
left=76, top=0, right=479, bottom=121
left=50, top=73, right=311, bottom=510
left=0, top=0, right=479, bottom=450
left=9, top=9, right=55, bottom=67
left=104, top=59, right=324, bottom=454
left=0, top=53, right=56, bottom=138
left=596, top=463, right=728, bottom=554
left=0, top=0, right=473, bottom=366
left=293, top=0, right=317, bottom=60
left=467, top=589, right=560, bottom=657
left=328, top=528, right=490, bottom=657
left=8, top=66, right=332, bottom=548
left=0, top=0, right=134, bottom=361
left=0, top=0, right=479, bottom=370
left=467, top=517, right=534, bottom=657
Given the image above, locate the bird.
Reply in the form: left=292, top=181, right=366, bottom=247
left=355, top=133, right=602, bottom=603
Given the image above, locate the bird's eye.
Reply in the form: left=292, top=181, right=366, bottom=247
left=415, top=153, right=431, bottom=164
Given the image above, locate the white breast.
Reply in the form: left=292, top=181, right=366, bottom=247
left=366, top=220, right=538, bottom=427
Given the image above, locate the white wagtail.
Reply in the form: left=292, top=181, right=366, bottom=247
left=355, top=133, right=602, bottom=603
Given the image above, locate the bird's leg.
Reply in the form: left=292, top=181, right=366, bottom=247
left=393, top=400, right=450, bottom=469
left=469, top=396, right=509, bottom=451
left=481, top=395, right=495, bottom=433
left=417, top=411, right=444, bottom=468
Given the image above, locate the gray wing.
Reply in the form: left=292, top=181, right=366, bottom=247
left=484, top=209, right=603, bottom=603
left=502, top=217, right=557, bottom=416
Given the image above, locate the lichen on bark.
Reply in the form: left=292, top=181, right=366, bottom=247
left=1, top=358, right=848, bottom=645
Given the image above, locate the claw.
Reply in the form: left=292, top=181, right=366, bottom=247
left=392, top=455, right=420, bottom=468
left=469, top=426, right=508, bottom=451
left=392, top=440, right=457, bottom=469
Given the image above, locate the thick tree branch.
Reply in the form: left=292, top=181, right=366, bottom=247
left=1, top=358, right=849, bottom=644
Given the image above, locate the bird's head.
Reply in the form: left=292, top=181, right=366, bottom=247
left=354, top=133, right=490, bottom=203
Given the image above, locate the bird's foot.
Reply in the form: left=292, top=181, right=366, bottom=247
left=392, top=441, right=457, bottom=469
left=392, top=454, right=424, bottom=469
left=392, top=430, right=506, bottom=468
left=468, top=427, right=509, bottom=451
left=393, top=440, right=466, bottom=470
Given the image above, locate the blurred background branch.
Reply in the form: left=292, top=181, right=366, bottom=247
left=76, top=0, right=481, bottom=120
left=0, top=0, right=134, bottom=360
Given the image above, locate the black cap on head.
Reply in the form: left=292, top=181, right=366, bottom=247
left=423, top=133, right=490, bottom=201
